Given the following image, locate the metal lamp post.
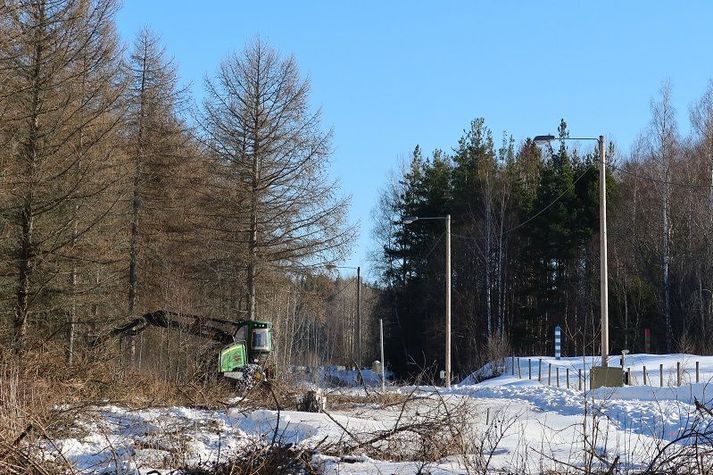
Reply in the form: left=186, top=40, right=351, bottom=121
left=403, top=214, right=452, bottom=388
left=533, top=135, right=610, bottom=372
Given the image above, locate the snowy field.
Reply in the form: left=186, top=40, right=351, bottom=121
left=42, top=354, right=713, bottom=474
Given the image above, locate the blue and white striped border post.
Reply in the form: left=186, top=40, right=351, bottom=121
left=555, top=325, right=561, bottom=360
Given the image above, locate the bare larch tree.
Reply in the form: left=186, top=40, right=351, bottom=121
left=199, top=38, right=353, bottom=321
left=0, top=0, right=125, bottom=356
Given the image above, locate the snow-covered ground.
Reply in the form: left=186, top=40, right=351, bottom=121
left=42, top=354, right=713, bottom=474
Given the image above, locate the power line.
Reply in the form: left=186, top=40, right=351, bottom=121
left=606, top=161, right=713, bottom=190
left=437, top=167, right=594, bottom=244
left=505, top=165, right=594, bottom=234
left=420, top=231, right=445, bottom=261
left=395, top=231, right=445, bottom=269
left=404, top=157, right=712, bottom=246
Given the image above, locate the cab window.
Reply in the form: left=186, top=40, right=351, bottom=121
left=252, top=328, right=271, bottom=351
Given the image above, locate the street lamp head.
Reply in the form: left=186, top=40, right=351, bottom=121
left=324, top=263, right=359, bottom=272
left=402, top=216, right=419, bottom=225
left=533, top=134, right=556, bottom=143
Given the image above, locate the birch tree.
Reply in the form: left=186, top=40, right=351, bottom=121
left=689, top=82, right=713, bottom=347
left=646, top=82, right=679, bottom=352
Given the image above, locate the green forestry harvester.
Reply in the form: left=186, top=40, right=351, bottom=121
left=105, top=310, right=273, bottom=383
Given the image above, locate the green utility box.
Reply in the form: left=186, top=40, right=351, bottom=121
left=590, top=366, right=624, bottom=389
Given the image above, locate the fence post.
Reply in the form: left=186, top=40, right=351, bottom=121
left=677, top=362, right=681, bottom=386
left=511, top=356, right=515, bottom=375
left=643, top=365, right=647, bottom=385
left=529, top=358, right=532, bottom=380
left=660, top=363, right=663, bottom=387
left=578, top=369, right=582, bottom=391
left=538, top=359, right=542, bottom=382
left=556, top=367, right=560, bottom=388
left=696, top=361, right=700, bottom=383
left=548, top=364, right=552, bottom=386
left=566, top=368, right=570, bottom=389
left=517, top=358, right=522, bottom=379
left=627, top=367, right=631, bottom=385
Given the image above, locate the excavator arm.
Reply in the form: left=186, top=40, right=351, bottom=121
left=99, top=310, right=273, bottom=386
left=101, top=310, right=241, bottom=346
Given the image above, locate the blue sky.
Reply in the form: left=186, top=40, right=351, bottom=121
left=116, top=2, right=713, bottom=279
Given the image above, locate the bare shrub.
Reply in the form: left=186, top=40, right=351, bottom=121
left=325, top=390, right=411, bottom=411
left=485, top=332, right=512, bottom=378
left=182, top=443, right=318, bottom=475
left=318, top=386, right=516, bottom=474
left=677, top=332, right=697, bottom=355
left=0, top=342, right=244, bottom=474
left=637, top=400, right=713, bottom=474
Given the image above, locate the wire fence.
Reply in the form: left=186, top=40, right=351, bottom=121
left=508, top=356, right=707, bottom=392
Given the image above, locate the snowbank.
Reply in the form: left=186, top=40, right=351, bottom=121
left=44, top=353, right=713, bottom=474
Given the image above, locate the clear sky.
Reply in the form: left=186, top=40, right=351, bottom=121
left=116, top=1, right=713, bottom=279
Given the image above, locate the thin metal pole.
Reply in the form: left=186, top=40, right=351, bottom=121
left=566, top=368, right=569, bottom=388
left=357, top=266, right=361, bottom=368
left=599, top=135, right=609, bottom=367
left=445, top=214, right=452, bottom=388
left=517, top=357, right=521, bottom=378
left=528, top=358, right=532, bottom=380
left=380, top=318, right=385, bottom=392
left=538, top=359, right=542, bottom=382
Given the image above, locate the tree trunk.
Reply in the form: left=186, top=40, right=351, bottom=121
left=128, top=44, right=149, bottom=361
left=14, top=5, right=45, bottom=355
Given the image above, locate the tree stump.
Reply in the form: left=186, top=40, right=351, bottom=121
left=298, top=389, right=326, bottom=412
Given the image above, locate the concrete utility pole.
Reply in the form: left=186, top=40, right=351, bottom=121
left=357, top=265, right=362, bottom=368
left=380, top=318, right=385, bottom=392
left=403, top=214, right=452, bottom=388
left=445, top=214, right=451, bottom=388
left=533, top=134, right=616, bottom=387
left=598, top=135, right=608, bottom=367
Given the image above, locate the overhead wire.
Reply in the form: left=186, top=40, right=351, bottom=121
left=451, top=164, right=595, bottom=240
left=452, top=157, right=713, bottom=242
left=404, top=153, right=713, bottom=247
left=394, top=230, right=445, bottom=274
left=504, top=164, right=594, bottom=234
left=605, top=161, right=713, bottom=190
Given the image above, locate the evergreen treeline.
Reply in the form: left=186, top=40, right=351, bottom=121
left=374, top=83, right=713, bottom=380
left=0, top=0, right=365, bottom=373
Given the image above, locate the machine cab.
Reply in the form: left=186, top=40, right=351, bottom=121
left=233, top=320, right=272, bottom=353
left=219, top=321, right=272, bottom=374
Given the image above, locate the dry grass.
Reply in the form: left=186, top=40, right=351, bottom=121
left=0, top=342, right=243, bottom=474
